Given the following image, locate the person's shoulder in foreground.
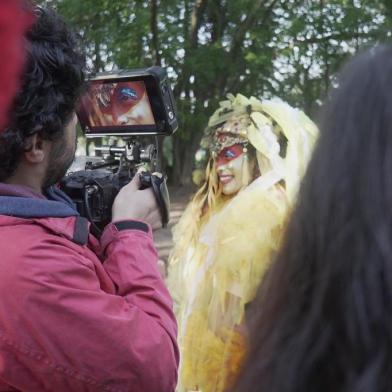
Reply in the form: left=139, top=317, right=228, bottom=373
left=0, top=4, right=178, bottom=392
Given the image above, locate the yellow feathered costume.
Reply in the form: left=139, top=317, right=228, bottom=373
left=168, top=94, right=318, bottom=392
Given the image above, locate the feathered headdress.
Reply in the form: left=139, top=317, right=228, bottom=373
left=202, top=93, right=318, bottom=201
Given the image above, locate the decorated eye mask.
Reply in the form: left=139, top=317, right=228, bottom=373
left=95, top=82, right=145, bottom=122
left=216, top=144, right=245, bottom=166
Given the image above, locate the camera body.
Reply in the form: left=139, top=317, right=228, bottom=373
left=60, top=66, right=176, bottom=235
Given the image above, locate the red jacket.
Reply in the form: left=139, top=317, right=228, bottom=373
left=0, top=187, right=179, bottom=391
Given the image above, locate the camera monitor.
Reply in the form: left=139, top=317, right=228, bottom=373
left=77, top=66, right=178, bottom=137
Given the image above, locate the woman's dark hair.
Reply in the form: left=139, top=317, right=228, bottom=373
left=234, top=44, right=392, bottom=392
left=0, top=6, right=85, bottom=181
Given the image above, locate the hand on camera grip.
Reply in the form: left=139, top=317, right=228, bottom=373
left=138, top=171, right=170, bottom=228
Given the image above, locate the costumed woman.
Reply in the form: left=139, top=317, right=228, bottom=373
left=168, top=93, right=318, bottom=392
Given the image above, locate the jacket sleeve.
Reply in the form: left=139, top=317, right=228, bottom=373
left=2, top=221, right=179, bottom=392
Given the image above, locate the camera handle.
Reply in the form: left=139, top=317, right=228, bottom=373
left=83, top=184, right=103, bottom=237
left=83, top=172, right=170, bottom=236
left=139, top=172, right=170, bottom=228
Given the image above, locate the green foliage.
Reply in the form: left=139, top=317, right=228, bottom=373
left=37, top=0, right=392, bottom=184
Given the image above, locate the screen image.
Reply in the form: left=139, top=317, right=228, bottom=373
left=78, top=80, right=156, bottom=132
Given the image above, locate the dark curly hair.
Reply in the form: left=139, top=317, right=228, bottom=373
left=0, top=6, right=85, bottom=181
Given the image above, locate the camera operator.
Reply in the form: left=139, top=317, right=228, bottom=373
left=0, top=6, right=179, bottom=392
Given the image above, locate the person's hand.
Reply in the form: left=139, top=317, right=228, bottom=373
left=111, top=172, right=162, bottom=230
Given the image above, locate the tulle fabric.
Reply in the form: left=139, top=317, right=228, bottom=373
left=168, top=179, right=288, bottom=392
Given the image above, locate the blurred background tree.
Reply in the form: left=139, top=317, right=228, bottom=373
left=36, top=0, right=392, bottom=186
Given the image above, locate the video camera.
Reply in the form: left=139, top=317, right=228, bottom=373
left=60, top=66, right=177, bottom=236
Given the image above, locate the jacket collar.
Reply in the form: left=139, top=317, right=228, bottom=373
left=0, top=183, right=90, bottom=246
left=0, top=183, right=78, bottom=218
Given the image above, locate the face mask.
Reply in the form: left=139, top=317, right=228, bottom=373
left=216, top=144, right=251, bottom=196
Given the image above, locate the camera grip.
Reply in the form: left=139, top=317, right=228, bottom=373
left=139, top=172, right=170, bottom=227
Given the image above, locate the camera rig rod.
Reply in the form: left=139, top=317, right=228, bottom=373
left=94, top=139, right=157, bottom=165
left=94, top=146, right=125, bottom=154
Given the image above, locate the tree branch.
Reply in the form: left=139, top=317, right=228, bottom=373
left=209, top=0, right=227, bottom=43
left=150, top=0, right=162, bottom=66
left=293, top=30, right=382, bottom=45
left=230, top=0, right=278, bottom=56
left=190, top=0, right=209, bottom=48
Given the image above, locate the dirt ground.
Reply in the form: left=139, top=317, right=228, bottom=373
left=153, top=185, right=195, bottom=272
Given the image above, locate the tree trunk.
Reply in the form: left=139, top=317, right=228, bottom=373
left=180, top=131, right=203, bottom=186
left=150, top=0, right=162, bottom=66
left=172, top=136, right=183, bottom=185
